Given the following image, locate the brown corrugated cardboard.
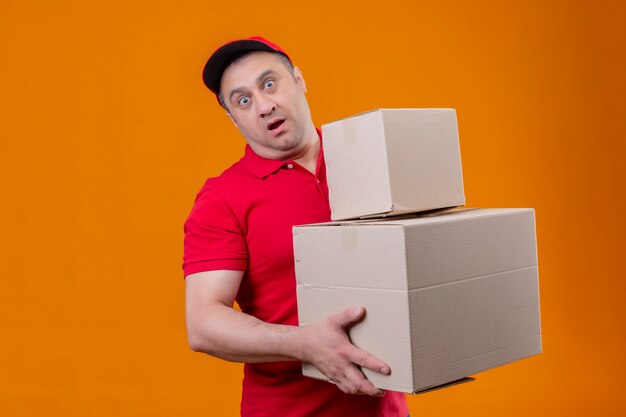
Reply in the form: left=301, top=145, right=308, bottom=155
left=294, top=208, right=542, bottom=393
left=322, top=109, right=465, bottom=221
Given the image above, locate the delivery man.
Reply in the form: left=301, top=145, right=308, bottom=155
left=183, top=36, right=409, bottom=417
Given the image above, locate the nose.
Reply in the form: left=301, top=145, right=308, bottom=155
left=256, top=94, right=276, bottom=118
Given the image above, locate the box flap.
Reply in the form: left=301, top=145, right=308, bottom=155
left=328, top=108, right=457, bottom=121
left=414, top=376, right=475, bottom=394
left=294, top=225, right=408, bottom=290
left=403, top=208, right=537, bottom=289
left=293, top=207, right=471, bottom=228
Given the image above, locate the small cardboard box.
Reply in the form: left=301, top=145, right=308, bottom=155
left=294, top=209, right=542, bottom=393
left=322, top=109, right=465, bottom=221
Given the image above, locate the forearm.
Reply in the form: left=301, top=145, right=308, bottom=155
left=187, top=303, right=307, bottom=363
left=184, top=270, right=388, bottom=396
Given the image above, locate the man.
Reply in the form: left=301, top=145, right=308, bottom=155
left=183, top=36, right=409, bottom=417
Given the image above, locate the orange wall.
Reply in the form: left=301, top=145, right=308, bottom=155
left=1, top=1, right=624, bottom=416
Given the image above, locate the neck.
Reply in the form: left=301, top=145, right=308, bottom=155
left=293, top=125, right=320, bottom=174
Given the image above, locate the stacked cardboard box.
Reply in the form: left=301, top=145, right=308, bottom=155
left=294, top=109, right=542, bottom=394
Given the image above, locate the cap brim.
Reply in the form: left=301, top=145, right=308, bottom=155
left=202, top=40, right=278, bottom=95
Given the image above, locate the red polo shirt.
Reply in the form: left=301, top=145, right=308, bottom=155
left=183, top=132, right=408, bottom=417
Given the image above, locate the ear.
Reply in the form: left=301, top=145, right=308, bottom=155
left=293, top=66, right=307, bottom=93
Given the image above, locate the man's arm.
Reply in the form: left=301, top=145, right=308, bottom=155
left=185, top=270, right=390, bottom=396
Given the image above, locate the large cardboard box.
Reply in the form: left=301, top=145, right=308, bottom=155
left=322, top=109, right=465, bottom=221
left=294, top=209, right=542, bottom=393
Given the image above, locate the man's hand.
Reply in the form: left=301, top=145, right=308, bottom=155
left=186, top=271, right=389, bottom=397
left=299, top=306, right=390, bottom=397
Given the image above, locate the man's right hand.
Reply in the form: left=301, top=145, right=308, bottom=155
left=299, top=306, right=390, bottom=397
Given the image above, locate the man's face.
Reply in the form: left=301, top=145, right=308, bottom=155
left=219, top=51, right=313, bottom=160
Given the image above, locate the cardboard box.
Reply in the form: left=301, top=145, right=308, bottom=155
left=294, top=209, right=542, bottom=393
left=322, top=109, right=465, bottom=220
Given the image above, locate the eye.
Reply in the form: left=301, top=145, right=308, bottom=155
left=237, top=96, right=250, bottom=107
left=264, top=79, right=275, bottom=89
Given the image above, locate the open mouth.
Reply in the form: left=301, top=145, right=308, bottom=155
left=267, top=119, right=285, bottom=131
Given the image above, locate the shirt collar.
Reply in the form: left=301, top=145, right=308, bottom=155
left=240, top=128, right=323, bottom=179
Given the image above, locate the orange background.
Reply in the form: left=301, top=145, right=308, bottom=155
left=1, top=1, right=625, bottom=416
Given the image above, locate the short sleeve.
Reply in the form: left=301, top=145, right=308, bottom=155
left=182, top=182, right=248, bottom=277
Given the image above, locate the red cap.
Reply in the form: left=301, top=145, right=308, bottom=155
left=202, top=36, right=291, bottom=97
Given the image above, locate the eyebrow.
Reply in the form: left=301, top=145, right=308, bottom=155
left=228, top=69, right=278, bottom=102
